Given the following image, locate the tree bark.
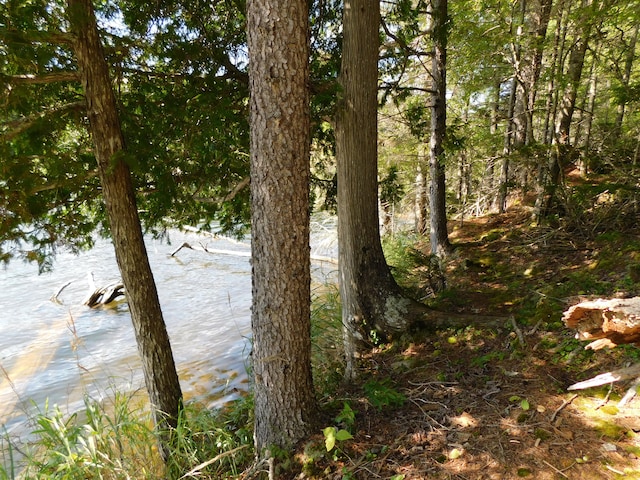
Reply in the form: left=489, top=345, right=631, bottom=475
left=497, top=77, right=517, bottom=213
left=428, top=0, right=451, bottom=256
left=247, top=0, right=317, bottom=453
left=66, top=0, right=182, bottom=458
left=337, top=0, right=422, bottom=379
left=415, top=154, right=429, bottom=235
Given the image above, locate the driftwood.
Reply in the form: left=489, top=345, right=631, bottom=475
left=564, top=297, right=640, bottom=396
left=83, top=272, right=125, bottom=307
left=563, top=297, right=640, bottom=350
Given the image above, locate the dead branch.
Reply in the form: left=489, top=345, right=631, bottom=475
left=567, top=363, right=640, bottom=391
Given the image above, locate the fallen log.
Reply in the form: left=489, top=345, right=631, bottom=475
left=564, top=297, right=640, bottom=396
left=563, top=297, right=640, bottom=350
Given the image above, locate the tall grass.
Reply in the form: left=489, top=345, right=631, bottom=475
left=0, top=391, right=254, bottom=480
left=310, top=283, right=345, bottom=398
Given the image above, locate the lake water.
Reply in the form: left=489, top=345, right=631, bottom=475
left=0, top=218, right=337, bottom=446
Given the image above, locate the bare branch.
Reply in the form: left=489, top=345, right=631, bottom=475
left=223, top=176, right=250, bottom=202
left=0, top=27, right=75, bottom=46
left=3, top=72, right=80, bottom=85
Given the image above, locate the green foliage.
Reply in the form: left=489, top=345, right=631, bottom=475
left=15, top=394, right=159, bottom=479
left=470, top=351, right=505, bottom=368
left=334, top=402, right=356, bottom=431
left=363, top=379, right=406, bottom=410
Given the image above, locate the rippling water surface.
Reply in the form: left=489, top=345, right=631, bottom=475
left=0, top=218, right=337, bottom=443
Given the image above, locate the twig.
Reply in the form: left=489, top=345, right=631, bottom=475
left=511, top=316, right=525, bottom=347
left=170, top=242, right=191, bottom=256
left=618, top=376, right=640, bottom=408
left=567, top=363, right=640, bottom=390
left=180, top=445, right=248, bottom=478
left=50, top=280, right=72, bottom=304
left=542, top=459, right=571, bottom=478
left=604, top=464, right=626, bottom=475
left=550, top=394, right=578, bottom=423
left=595, top=384, right=613, bottom=410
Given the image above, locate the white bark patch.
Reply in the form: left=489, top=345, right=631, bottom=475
left=384, top=295, right=411, bottom=331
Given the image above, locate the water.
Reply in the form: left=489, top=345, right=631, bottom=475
left=0, top=217, right=337, bottom=442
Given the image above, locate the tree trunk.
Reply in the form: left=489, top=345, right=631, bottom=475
left=415, top=154, right=429, bottom=235
left=247, top=0, right=317, bottom=453
left=536, top=0, right=591, bottom=219
left=510, top=0, right=528, bottom=148
left=525, top=0, right=554, bottom=144
left=496, top=77, right=517, bottom=213
left=582, top=61, right=597, bottom=175
left=613, top=24, right=639, bottom=139
left=337, top=0, right=421, bottom=379
left=542, top=0, right=570, bottom=146
left=429, top=0, right=451, bottom=256
left=66, top=0, right=182, bottom=459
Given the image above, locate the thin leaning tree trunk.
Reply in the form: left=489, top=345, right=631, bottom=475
left=66, top=0, right=182, bottom=458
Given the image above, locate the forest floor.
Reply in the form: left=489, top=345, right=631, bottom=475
left=292, top=204, right=640, bottom=480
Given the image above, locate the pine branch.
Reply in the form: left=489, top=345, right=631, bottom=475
left=0, top=101, right=85, bottom=142
left=0, top=27, right=75, bottom=46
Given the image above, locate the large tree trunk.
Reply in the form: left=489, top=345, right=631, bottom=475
left=337, top=0, right=420, bottom=379
left=247, top=0, right=317, bottom=453
left=66, top=0, right=182, bottom=458
left=428, top=0, right=452, bottom=256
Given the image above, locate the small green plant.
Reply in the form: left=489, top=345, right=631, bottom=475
left=363, top=379, right=406, bottom=410
left=334, top=402, right=356, bottom=431
left=509, top=395, right=530, bottom=411
left=470, top=351, right=505, bottom=368
left=322, top=426, right=353, bottom=453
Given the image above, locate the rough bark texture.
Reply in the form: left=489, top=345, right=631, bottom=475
left=247, top=0, right=317, bottom=453
left=429, top=0, right=451, bottom=256
left=66, top=0, right=182, bottom=456
left=563, top=297, right=640, bottom=350
left=337, top=0, right=419, bottom=379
